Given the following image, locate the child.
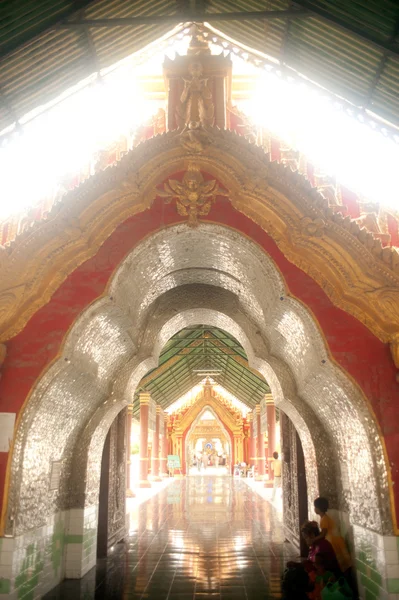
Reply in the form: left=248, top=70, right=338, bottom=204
left=314, top=497, right=352, bottom=575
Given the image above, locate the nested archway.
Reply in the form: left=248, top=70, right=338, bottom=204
left=4, top=223, right=393, bottom=546
left=183, top=403, right=233, bottom=474
left=173, top=383, right=244, bottom=473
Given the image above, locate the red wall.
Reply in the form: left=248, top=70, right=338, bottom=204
left=0, top=189, right=398, bottom=525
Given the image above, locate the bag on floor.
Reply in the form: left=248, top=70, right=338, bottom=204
left=321, top=577, right=353, bottom=599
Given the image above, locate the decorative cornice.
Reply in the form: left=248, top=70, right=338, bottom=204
left=265, top=394, right=274, bottom=406
left=0, top=128, right=398, bottom=368
left=139, top=392, right=152, bottom=405
left=175, top=393, right=242, bottom=436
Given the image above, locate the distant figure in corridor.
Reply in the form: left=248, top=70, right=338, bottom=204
left=313, top=497, right=352, bottom=575
left=271, top=451, right=282, bottom=500
left=201, top=454, right=207, bottom=470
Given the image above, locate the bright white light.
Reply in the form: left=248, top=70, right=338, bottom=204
left=243, top=71, right=399, bottom=211
left=0, top=73, right=153, bottom=221
left=166, top=379, right=249, bottom=416
left=165, top=384, right=204, bottom=414
left=1, top=26, right=399, bottom=228
left=0, top=29, right=191, bottom=223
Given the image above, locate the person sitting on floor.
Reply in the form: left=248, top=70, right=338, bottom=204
left=307, top=553, right=336, bottom=600
left=281, top=562, right=311, bottom=600
left=287, top=521, right=340, bottom=579
left=301, top=521, right=341, bottom=577
left=313, top=497, right=352, bottom=576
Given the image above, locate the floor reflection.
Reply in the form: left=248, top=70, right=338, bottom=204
left=45, top=477, right=295, bottom=599
left=188, top=467, right=229, bottom=476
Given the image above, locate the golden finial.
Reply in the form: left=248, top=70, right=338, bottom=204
left=187, top=24, right=211, bottom=56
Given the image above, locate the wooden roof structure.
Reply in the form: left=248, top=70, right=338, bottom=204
left=1, top=0, right=399, bottom=135
left=133, top=325, right=270, bottom=414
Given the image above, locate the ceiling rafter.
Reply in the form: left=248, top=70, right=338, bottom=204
left=1, top=1, right=399, bottom=136
left=134, top=326, right=270, bottom=413
left=57, top=9, right=308, bottom=29
left=292, top=0, right=399, bottom=58
left=365, top=15, right=399, bottom=107
left=0, top=0, right=98, bottom=59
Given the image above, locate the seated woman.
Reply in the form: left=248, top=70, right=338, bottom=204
left=287, top=521, right=340, bottom=577
left=302, top=521, right=341, bottom=576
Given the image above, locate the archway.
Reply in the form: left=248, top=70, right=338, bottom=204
left=2, top=221, right=393, bottom=581
left=184, top=405, right=232, bottom=475
left=167, top=378, right=246, bottom=476
left=0, top=136, right=397, bottom=597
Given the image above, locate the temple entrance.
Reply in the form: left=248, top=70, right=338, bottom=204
left=1, top=22, right=398, bottom=600
left=186, top=407, right=231, bottom=475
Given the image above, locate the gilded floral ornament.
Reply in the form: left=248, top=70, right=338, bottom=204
left=301, top=216, right=326, bottom=237
left=157, top=163, right=226, bottom=227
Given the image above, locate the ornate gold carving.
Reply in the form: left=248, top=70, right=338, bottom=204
left=157, top=163, right=225, bottom=227
left=176, top=61, right=214, bottom=130
left=174, top=391, right=243, bottom=438
left=187, top=27, right=211, bottom=57
left=0, top=127, right=399, bottom=365
left=179, top=124, right=213, bottom=154
left=300, top=216, right=325, bottom=237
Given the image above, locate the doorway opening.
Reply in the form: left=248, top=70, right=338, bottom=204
left=186, top=407, right=231, bottom=476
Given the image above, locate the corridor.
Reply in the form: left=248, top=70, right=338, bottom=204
left=45, top=477, right=295, bottom=599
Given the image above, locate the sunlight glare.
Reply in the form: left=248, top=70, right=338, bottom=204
left=1, top=30, right=399, bottom=226
left=0, top=69, right=152, bottom=221
left=244, top=71, right=399, bottom=210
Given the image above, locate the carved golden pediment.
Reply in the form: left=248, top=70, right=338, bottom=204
left=173, top=393, right=243, bottom=437
left=0, top=128, right=399, bottom=368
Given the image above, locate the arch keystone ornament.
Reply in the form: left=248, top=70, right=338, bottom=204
left=157, top=162, right=226, bottom=227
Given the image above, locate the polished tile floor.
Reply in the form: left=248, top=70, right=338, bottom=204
left=45, top=476, right=295, bottom=599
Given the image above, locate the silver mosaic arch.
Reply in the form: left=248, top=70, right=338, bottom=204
left=6, top=224, right=392, bottom=536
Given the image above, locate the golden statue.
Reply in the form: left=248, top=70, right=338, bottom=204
left=157, top=163, right=224, bottom=227
left=176, top=61, right=214, bottom=130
